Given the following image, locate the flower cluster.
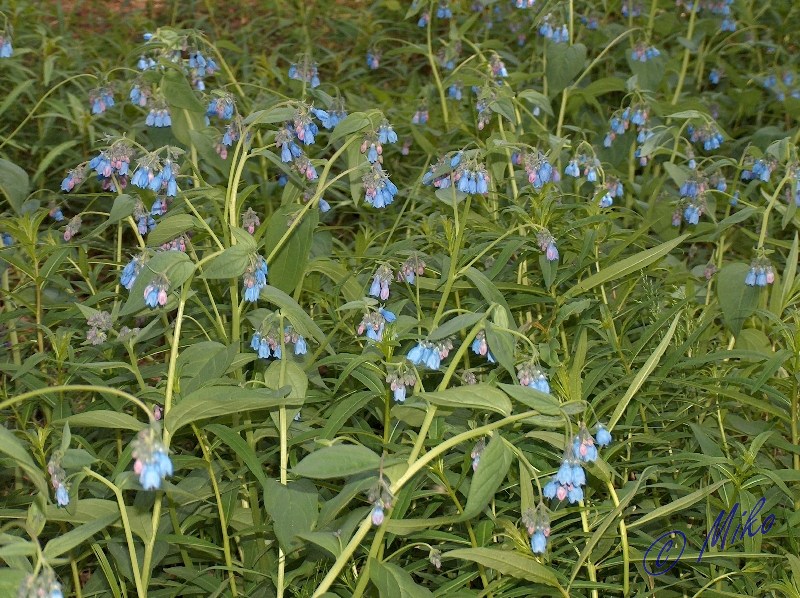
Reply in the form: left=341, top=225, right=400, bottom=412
left=369, top=264, right=394, bottom=299
left=63, top=215, right=82, bottom=242
left=283, top=326, right=308, bottom=355
left=470, top=438, right=485, bottom=471
left=518, top=150, right=558, bottom=189
left=631, top=42, right=660, bottom=62
left=89, top=87, right=115, bottom=115
left=536, top=230, right=559, bottom=261
left=362, top=164, right=398, bottom=208
left=604, top=103, right=649, bottom=147
left=386, top=366, right=416, bottom=402
left=242, top=256, right=269, bottom=302
left=144, top=273, right=170, bottom=308
left=87, top=311, right=112, bottom=345
left=358, top=307, right=396, bottom=342
left=688, top=123, right=724, bottom=151
left=522, top=505, right=551, bottom=554
left=131, top=156, right=180, bottom=196
left=121, top=254, right=146, bottom=290
left=453, top=162, right=490, bottom=195
left=543, top=424, right=611, bottom=504
left=741, top=157, right=776, bottom=183
left=48, top=202, right=64, bottom=222
left=288, top=55, right=320, bottom=88
left=517, top=362, right=551, bottom=394
left=161, top=235, right=187, bottom=252
left=599, top=177, right=624, bottom=208
left=366, top=49, right=381, bottom=70
left=133, top=200, right=156, bottom=235
left=216, top=117, right=245, bottom=159
left=745, top=257, right=775, bottom=287
left=146, top=104, right=172, bottom=128
left=0, top=29, right=12, bottom=58
left=538, top=16, right=569, bottom=43
left=132, top=424, right=173, bottom=490
left=411, top=106, right=429, bottom=125
left=621, top=0, right=642, bottom=17
left=762, top=70, right=800, bottom=102
left=398, top=254, right=426, bottom=284
left=407, top=339, right=454, bottom=370
left=60, top=167, right=86, bottom=192
left=489, top=52, right=508, bottom=79
left=17, top=568, right=63, bottom=598
left=368, top=477, right=394, bottom=526
left=470, top=330, right=496, bottom=363
left=250, top=325, right=308, bottom=359
left=564, top=154, right=601, bottom=181
left=47, top=455, right=69, bottom=507
left=207, top=93, right=235, bottom=120
left=241, top=207, right=260, bottom=234
left=129, top=82, right=151, bottom=107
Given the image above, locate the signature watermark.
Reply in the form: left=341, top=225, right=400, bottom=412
left=643, top=497, right=776, bottom=576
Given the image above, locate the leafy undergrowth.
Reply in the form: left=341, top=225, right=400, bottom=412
left=1, top=1, right=799, bottom=597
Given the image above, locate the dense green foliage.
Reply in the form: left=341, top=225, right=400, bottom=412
left=1, top=0, right=800, bottom=597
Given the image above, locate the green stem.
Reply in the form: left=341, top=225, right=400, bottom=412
left=426, top=0, right=449, bottom=129
left=0, top=385, right=153, bottom=419
left=671, top=1, right=699, bottom=105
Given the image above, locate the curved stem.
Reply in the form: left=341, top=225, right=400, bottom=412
left=0, top=385, right=153, bottom=420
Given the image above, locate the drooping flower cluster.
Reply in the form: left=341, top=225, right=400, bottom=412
left=621, top=0, right=642, bottom=17
left=745, top=257, right=775, bottom=287
left=242, top=256, right=269, bottom=302
left=599, top=177, right=624, bottom=208
left=250, top=325, right=308, bottom=359
left=47, top=455, right=69, bottom=507
left=543, top=424, right=612, bottom=504
left=411, top=105, right=429, bottom=125
left=368, top=477, right=394, bottom=526
left=536, top=230, right=559, bottom=261
left=488, top=52, right=508, bottom=79
left=0, top=27, right=12, bottom=58
left=366, top=49, right=381, bottom=70
left=631, top=42, right=661, bottom=62
left=146, top=103, right=172, bottom=128
left=538, top=15, right=569, bottom=43
left=398, top=254, right=426, bottom=284
left=131, top=154, right=180, bottom=196
left=471, top=330, right=496, bottom=363
left=216, top=116, right=245, bottom=159
left=129, top=82, right=151, bottom=107
left=470, top=438, right=485, bottom=471
left=161, top=235, right=187, bottom=252
left=522, top=505, right=551, bottom=554
left=453, top=162, right=490, bottom=195
left=131, top=424, right=173, bottom=490
left=688, top=123, right=724, bottom=151
left=407, top=339, right=454, bottom=370
left=144, top=273, right=170, bottom=308
left=386, top=365, right=416, bottom=402
left=288, top=55, right=320, bottom=88
left=564, top=154, right=601, bottom=181
left=133, top=200, right=156, bottom=235
left=762, top=70, right=800, bottom=102
left=362, top=164, right=398, bottom=208
left=121, top=253, right=146, bottom=290
left=207, top=93, right=235, bottom=120
left=241, top=207, right=260, bottom=234
left=369, top=264, right=394, bottom=300
left=518, top=150, right=558, bottom=189
left=741, top=157, right=776, bottom=183
left=314, top=98, right=348, bottom=129
left=89, top=87, right=115, bottom=115
left=604, top=103, right=650, bottom=147
left=358, top=307, right=396, bottom=342
left=517, top=362, right=551, bottom=394
left=17, top=567, right=64, bottom=598
left=87, top=311, right=113, bottom=345
left=672, top=174, right=708, bottom=226
left=48, top=202, right=64, bottom=222
left=63, top=215, right=82, bottom=242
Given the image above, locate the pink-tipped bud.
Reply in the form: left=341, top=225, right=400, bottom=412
left=157, top=289, right=168, bottom=305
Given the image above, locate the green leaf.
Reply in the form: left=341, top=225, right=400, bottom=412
left=165, top=386, right=293, bottom=434
left=200, top=245, right=251, bottom=279
left=106, top=194, right=137, bottom=225
left=565, top=234, right=688, bottom=297
left=263, top=479, right=319, bottom=551
left=0, top=427, right=48, bottom=495
left=329, top=112, right=371, bottom=144
left=0, top=158, right=30, bottom=214
left=147, top=214, right=197, bottom=247
left=206, top=424, right=270, bottom=491
left=716, top=263, right=761, bottom=336
left=607, top=312, right=680, bottom=430
left=293, top=444, right=381, bottom=479
left=369, top=559, right=434, bottom=598
left=428, top=312, right=485, bottom=342
left=244, top=105, right=297, bottom=125
left=264, top=360, right=308, bottom=401
left=420, top=384, right=512, bottom=416
left=545, top=43, right=587, bottom=96
left=178, top=341, right=238, bottom=395
left=263, top=205, right=318, bottom=294
left=161, top=71, right=205, bottom=112
left=517, top=89, right=553, bottom=116
left=443, top=547, right=564, bottom=589
left=61, top=411, right=147, bottom=432
left=484, top=321, right=515, bottom=378
left=463, top=433, right=512, bottom=518
left=628, top=480, right=728, bottom=529
left=43, top=513, right=120, bottom=560
left=498, top=384, right=562, bottom=415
